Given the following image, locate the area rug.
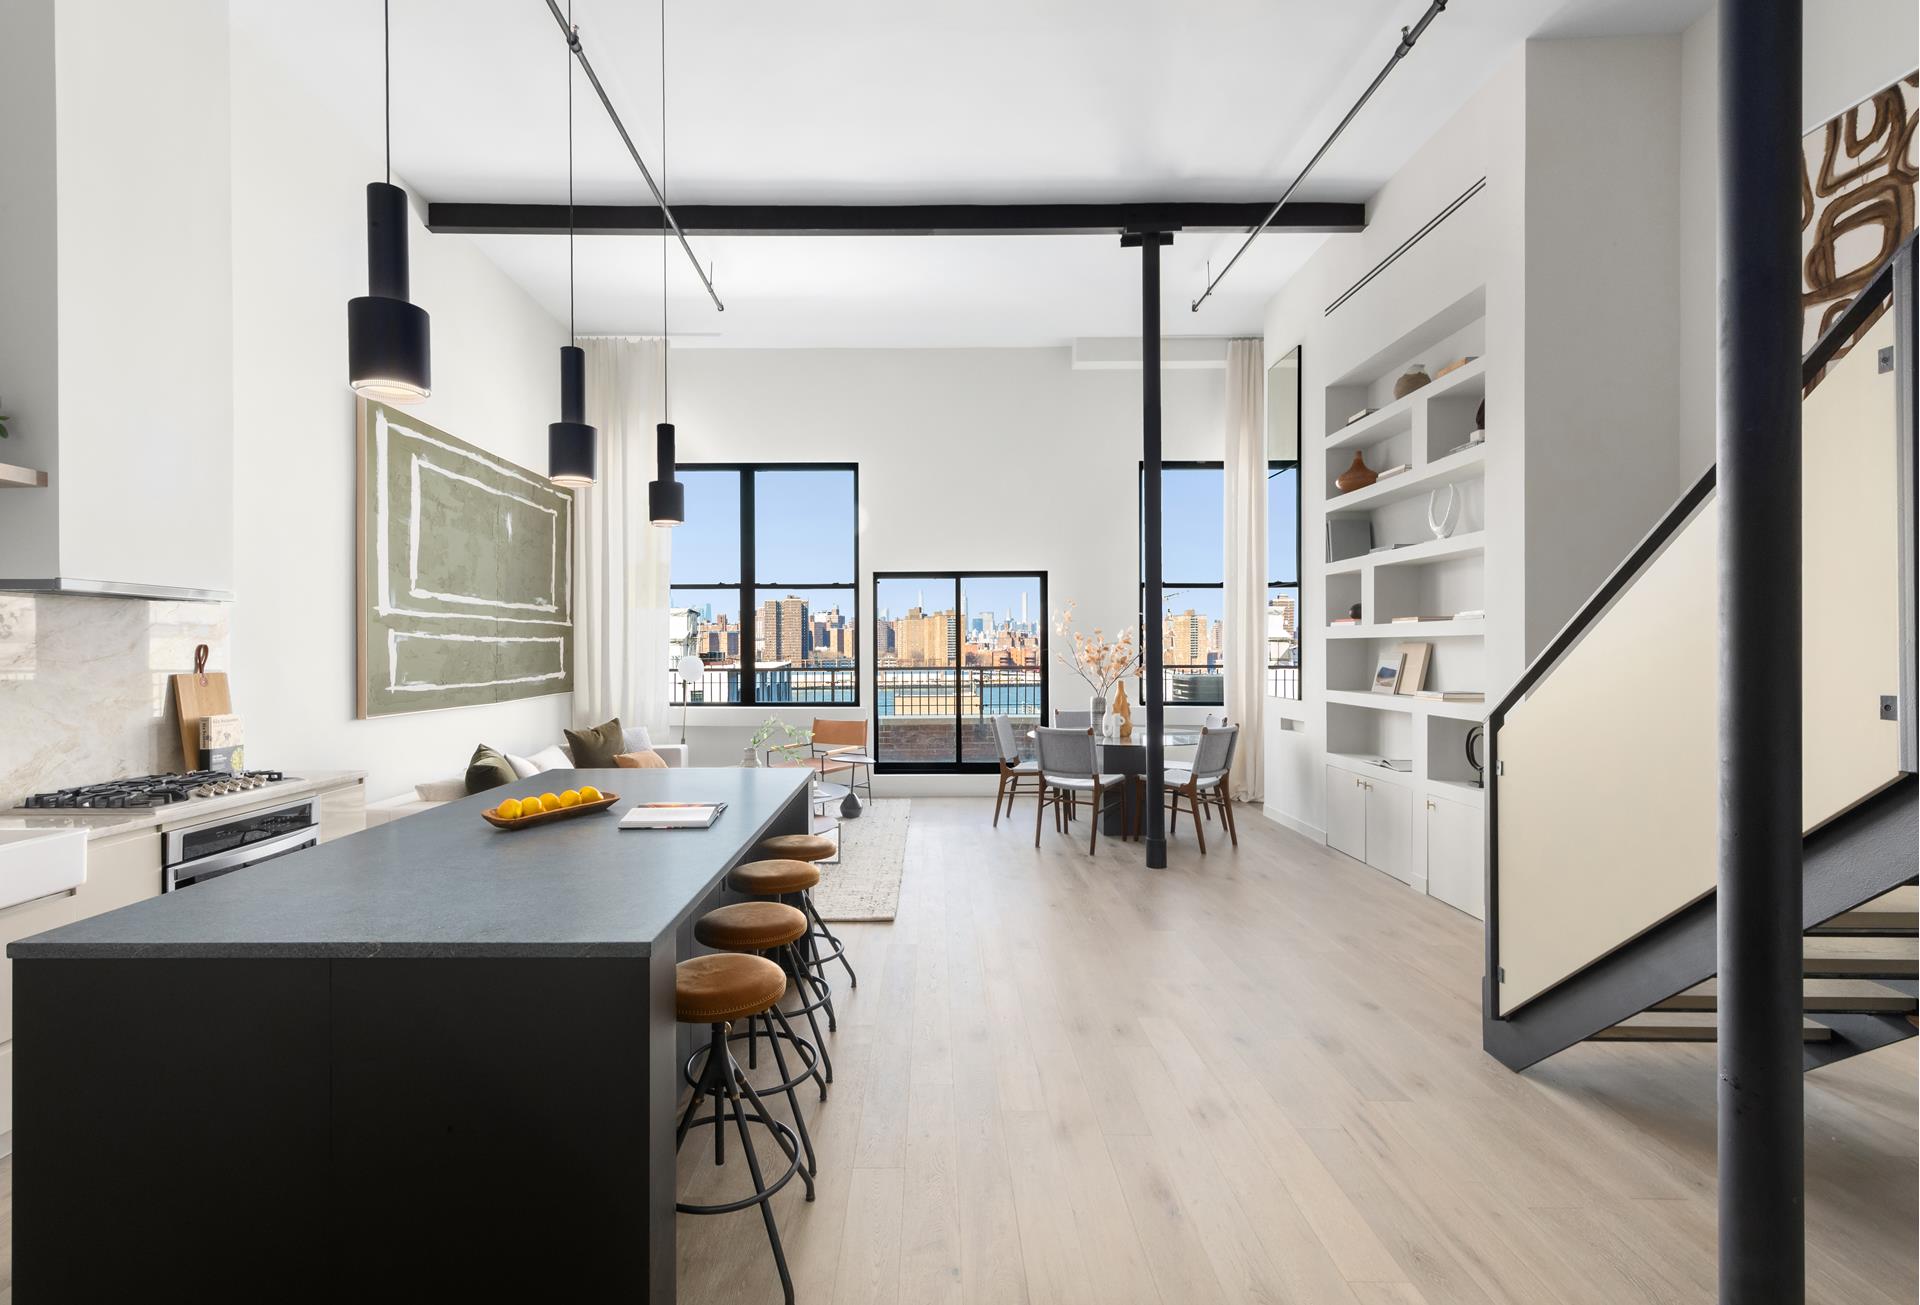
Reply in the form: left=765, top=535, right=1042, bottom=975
left=812, top=799, right=910, bottom=922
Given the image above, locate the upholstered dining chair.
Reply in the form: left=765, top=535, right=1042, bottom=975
left=989, top=714, right=1042, bottom=828
left=1164, top=725, right=1238, bottom=853
left=1167, top=712, right=1229, bottom=782
left=1035, top=727, right=1130, bottom=854
left=1052, top=709, right=1094, bottom=729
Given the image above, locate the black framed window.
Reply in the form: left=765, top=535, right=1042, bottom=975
left=669, top=464, right=859, bottom=706
left=1138, top=458, right=1299, bottom=705
left=872, top=572, right=1047, bottom=772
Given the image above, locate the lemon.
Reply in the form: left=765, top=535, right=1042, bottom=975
left=539, top=792, right=563, bottom=813
left=559, top=790, right=581, bottom=808
left=578, top=785, right=602, bottom=803
left=496, top=797, right=523, bottom=820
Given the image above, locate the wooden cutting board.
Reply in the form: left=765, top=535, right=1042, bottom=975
left=172, top=644, right=233, bottom=771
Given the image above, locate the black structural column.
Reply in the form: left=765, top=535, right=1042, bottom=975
left=1717, top=4, right=1804, bottom=1301
left=1122, top=229, right=1174, bottom=869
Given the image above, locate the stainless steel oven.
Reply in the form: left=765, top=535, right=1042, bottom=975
left=163, top=798, right=320, bottom=891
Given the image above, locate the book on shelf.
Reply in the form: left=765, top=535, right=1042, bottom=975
left=1390, top=615, right=1450, bottom=623
left=1453, top=609, right=1486, bottom=620
left=1432, top=355, right=1478, bottom=380
left=1414, top=690, right=1485, bottom=702
left=1375, top=464, right=1412, bottom=480
left=1329, top=617, right=1361, bottom=626
left=1366, top=758, right=1413, bottom=772
left=1345, top=407, right=1377, bottom=426
left=619, top=801, right=727, bottom=830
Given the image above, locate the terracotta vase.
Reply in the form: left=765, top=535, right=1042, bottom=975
left=1334, top=451, right=1378, bottom=494
left=1393, top=364, right=1431, bottom=399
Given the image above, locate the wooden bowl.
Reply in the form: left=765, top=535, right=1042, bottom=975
left=482, top=791, right=620, bottom=830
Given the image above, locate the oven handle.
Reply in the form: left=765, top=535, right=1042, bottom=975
left=162, top=798, right=315, bottom=865
left=167, top=826, right=318, bottom=881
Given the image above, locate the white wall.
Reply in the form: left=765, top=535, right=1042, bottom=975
left=228, top=2, right=569, bottom=802
left=663, top=347, right=1226, bottom=791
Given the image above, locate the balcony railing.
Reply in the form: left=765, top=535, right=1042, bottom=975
left=876, top=665, right=1044, bottom=763
left=669, top=661, right=857, bottom=705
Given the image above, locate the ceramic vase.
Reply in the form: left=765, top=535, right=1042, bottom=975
left=1393, top=364, right=1431, bottom=399
left=1113, top=681, right=1133, bottom=738
left=1334, top=451, right=1378, bottom=494
left=1089, top=692, right=1107, bottom=730
left=741, top=746, right=760, bottom=768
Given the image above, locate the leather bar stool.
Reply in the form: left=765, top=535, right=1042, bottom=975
left=692, top=901, right=827, bottom=1176
left=674, top=953, right=815, bottom=1305
left=729, top=859, right=837, bottom=1081
left=753, top=833, right=859, bottom=992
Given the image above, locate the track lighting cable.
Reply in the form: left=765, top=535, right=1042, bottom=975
left=539, top=0, right=723, bottom=312
left=567, top=0, right=575, bottom=345
left=660, top=0, right=669, bottom=420
left=383, top=0, right=392, bottom=183
left=1191, top=0, right=1448, bottom=313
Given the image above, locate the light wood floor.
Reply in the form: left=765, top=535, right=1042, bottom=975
left=673, top=798, right=1916, bottom=1305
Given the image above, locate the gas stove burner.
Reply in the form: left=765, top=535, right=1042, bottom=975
left=23, top=771, right=288, bottom=810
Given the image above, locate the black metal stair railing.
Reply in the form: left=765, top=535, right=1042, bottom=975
left=1481, top=234, right=1918, bottom=1069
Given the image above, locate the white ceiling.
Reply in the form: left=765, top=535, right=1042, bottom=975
left=238, top=0, right=1711, bottom=347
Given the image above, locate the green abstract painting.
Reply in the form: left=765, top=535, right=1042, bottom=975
left=357, top=400, right=574, bottom=718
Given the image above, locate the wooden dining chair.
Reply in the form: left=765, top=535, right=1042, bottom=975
left=989, top=715, right=1042, bottom=827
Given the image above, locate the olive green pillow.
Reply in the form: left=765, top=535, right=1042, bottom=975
left=564, top=716, right=625, bottom=769
left=465, top=744, right=516, bottom=795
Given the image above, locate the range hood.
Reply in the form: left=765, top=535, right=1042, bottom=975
left=0, top=577, right=235, bottom=602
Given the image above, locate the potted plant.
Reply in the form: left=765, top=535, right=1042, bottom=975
left=1054, top=603, right=1140, bottom=736
left=746, top=716, right=811, bottom=768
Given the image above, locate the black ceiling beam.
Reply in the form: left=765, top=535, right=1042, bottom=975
left=426, top=200, right=1366, bottom=238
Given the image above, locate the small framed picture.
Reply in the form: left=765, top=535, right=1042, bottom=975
left=1371, top=651, right=1406, bottom=695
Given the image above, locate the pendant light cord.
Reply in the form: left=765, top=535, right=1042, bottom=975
left=659, top=0, right=669, bottom=421
left=567, top=0, right=575, bottom=345
left=383, top=0, right=392, bottom=183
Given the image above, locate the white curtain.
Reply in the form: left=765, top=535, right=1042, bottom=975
left=572, top=337, right=673, bottom=736
left=1222, top=338, right=1267, bottom=803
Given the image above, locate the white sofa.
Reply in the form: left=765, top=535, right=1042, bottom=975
left=367, top=729, right=688, bottom=827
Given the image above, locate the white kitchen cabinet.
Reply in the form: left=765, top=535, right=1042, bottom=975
left=77, top=829, right=161, bottom=916
left=1426, top=794, right=1486, bottom=918
left=1323, top=766, right=1414, bottom=885
left=319, top=780, right=367, bottom=843
left=1365, top=777, right=1413, bottom=885
left=1325, top=766, right=1367, bottom=862
left=0, top=889, right=80, bottom=1047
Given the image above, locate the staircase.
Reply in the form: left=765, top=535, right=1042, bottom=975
left=1482, top=237, right=1919, bottom=1073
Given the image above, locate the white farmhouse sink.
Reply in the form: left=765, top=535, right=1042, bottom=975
left=0, top=828, right=87, bottom=912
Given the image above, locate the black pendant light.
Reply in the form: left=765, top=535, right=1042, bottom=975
left=348, top=0, right=430, bottom=403
left=547, top=8, right=598, bottom=487
left=647, top=0, right=684, bottom=527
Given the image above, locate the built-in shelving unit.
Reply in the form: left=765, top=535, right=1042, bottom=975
left=1313, top=301, right=1492, bottom=913
left=0, top=462, right=49, bottom=489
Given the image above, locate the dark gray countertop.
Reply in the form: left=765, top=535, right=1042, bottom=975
left=8, top=768, right=809, bottom=960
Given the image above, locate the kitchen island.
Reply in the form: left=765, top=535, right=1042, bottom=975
left=8, top=766, right=811, bottom=1303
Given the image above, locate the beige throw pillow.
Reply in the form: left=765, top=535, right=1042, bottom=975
left=613, top=750, right=669, bottom=769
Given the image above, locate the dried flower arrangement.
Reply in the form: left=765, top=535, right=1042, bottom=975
left=1053, top=602, right=1140, bottom=696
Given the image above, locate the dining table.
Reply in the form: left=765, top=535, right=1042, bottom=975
left=1029, top=727, right=1203, bottom=836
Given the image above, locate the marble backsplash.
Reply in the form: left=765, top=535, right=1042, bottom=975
left=0, top=594, right=231, bottom=805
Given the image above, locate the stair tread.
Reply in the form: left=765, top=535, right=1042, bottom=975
left=1802, top=957, right=1919, bottom=979
left=1591, top=1023, right=1834, bottom=1043
left=1650, top=993, right=1918, bottom=1015
left=1808, top=910, right=1919, bottom=936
